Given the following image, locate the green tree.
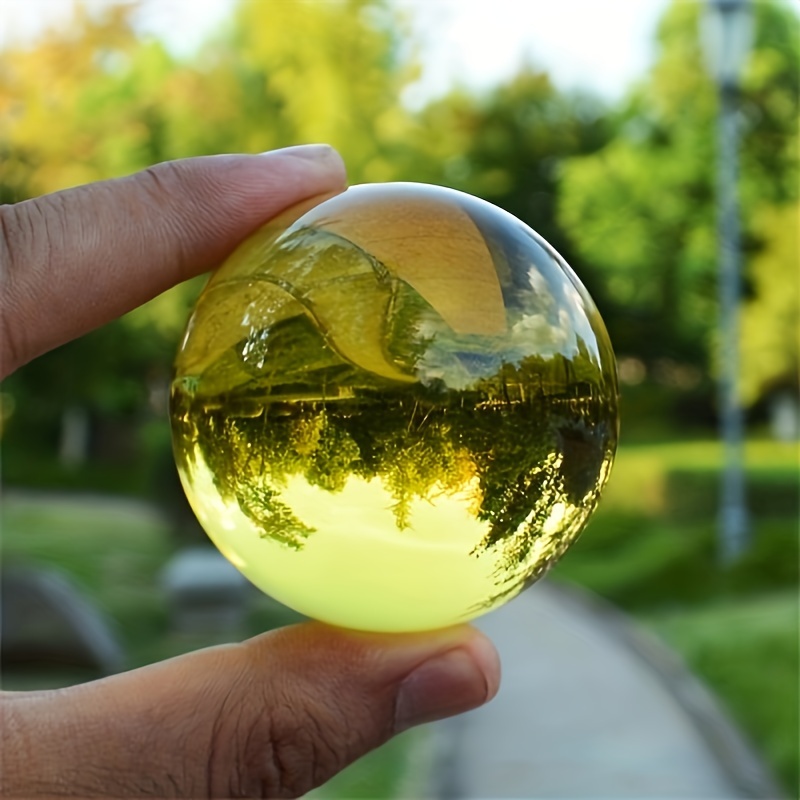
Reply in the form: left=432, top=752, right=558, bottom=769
left=740, top=203, right=800, bottom=404
left=396, top=71, right=614, bottom=301
left=557, top=0, right=799, bottom=393
left=0, top=0, right=420, bottom=466
left=151, top=0, right=418, bottom=181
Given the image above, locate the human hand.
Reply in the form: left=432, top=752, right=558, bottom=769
left=0, top=146, right=501, bottom=798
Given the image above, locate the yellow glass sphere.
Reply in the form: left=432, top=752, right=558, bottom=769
left=171, top=183, right=618, bottom=632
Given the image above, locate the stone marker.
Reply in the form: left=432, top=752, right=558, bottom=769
left=161, top=546, right=252, bottom=633
left=1, top=565, right=125, bottom=674
left=769, top=388, right=800, bottom=442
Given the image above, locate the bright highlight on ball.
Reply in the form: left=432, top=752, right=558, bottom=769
left=171, top=182, right=619, bottom=632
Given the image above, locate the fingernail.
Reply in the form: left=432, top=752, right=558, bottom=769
left=264, top=144, right=341, bottom=163
left=394, top=645, right=497, bottom=732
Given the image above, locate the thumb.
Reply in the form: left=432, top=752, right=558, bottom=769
left=3, top=622, right=500, bottom=798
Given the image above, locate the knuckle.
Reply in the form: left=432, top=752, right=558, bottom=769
left=138, top=162, right=187, bottom=233
left=0, top=201, right=41, bottom=376
left=0, top=302, right=22, bottom=378
left=136, top=161, right=201, bottom=275
left=208, top=686, right=348, bottom=799
left=140, top=161, right=179, bottom=204
left=268, top=703, right=346, bottom=797
left=0, top=205, right=23, bottom=376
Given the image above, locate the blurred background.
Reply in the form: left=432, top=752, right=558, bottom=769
left=1, top=0, right=798, bottom=796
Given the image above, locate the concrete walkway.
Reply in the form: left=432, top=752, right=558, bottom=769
left=427, top=580, right=783, bottom=800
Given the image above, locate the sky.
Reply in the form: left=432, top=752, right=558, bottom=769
left=4, top=0, right=671, bottom=104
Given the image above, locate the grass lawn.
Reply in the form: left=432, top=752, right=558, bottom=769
left=551, top=436, right=799, bottom=793
left=2, top=436, right=798, bottom=794
left=589, top=436, right=798, bottom=517
left=646, top=592, right=799, bottom=792
left=0, top=492, right=418, bottom=799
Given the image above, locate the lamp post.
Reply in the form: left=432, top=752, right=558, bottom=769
left=700, top=0, right=753, bottom=564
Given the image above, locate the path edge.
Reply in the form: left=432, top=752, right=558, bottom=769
left=544, top=579, right=787, bottom=800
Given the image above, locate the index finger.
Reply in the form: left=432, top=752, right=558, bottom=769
left=0, top=145, right=347, bottom=378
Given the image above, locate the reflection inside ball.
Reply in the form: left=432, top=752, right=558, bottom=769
left=170, top=183, right=618, bottom=632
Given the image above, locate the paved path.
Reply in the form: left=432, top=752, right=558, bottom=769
left=427, top=580, right=782, bottom=800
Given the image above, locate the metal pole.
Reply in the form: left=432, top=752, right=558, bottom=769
left=716, top=82, right=749, bottom=564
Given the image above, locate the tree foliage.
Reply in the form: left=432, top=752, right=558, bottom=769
left=0, top=0, right=419, bottom=437
left=396, top=71, right=614, bottom=302
left=2, top=0, right=797, bottom=464
left=557, top=0, right=799, bottom=389
left=740, top=203, right=800, bottom=404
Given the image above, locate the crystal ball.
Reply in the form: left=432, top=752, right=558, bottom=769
left=170, top=183, right=618, bottom=632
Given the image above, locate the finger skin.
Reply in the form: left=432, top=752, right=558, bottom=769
left=0, top=622, right=500, bottom=798
left=0, top=148, right=503, bottom=796
left=0, top=148, right=346, bottom=378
